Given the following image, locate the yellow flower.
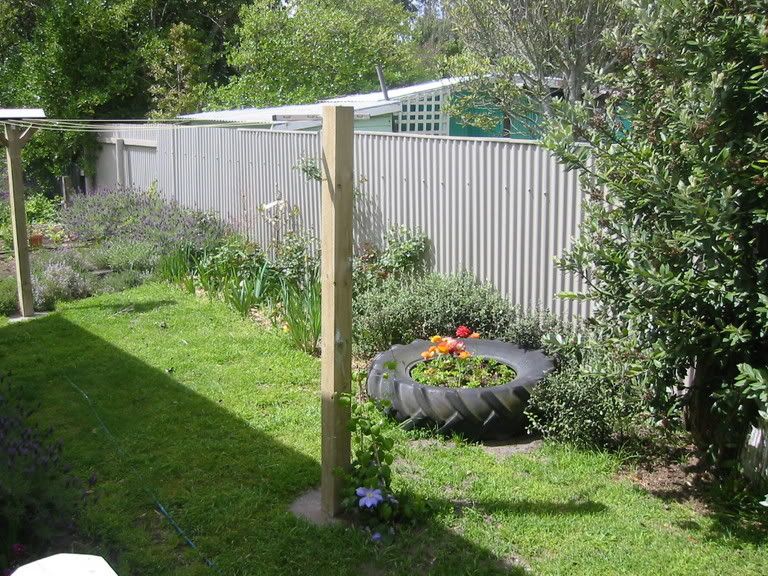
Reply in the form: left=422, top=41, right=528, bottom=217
left=469, top=332, right=480, bottom=339
left=282, top=324, right=290, bottom=333
left=430, top=335, right=443, bottom=343
left=458, top=350, right=471, bottom=359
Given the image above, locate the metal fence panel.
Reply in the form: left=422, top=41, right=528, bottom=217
left=95, top=125, right=589, bottom=317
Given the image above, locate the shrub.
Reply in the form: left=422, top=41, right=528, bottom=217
left=526, top=334, right=649, bottom=448
left=544, top=0, right=768, bottom=465
left=354, top=226, right=429, bottom=296
left=96, top=269, right=148, bottom=294
left=0, top=277, right=17, bottom=316
left=25, top=193, right=59, bottom=225
left=353, top=273, right=516, bottom=357
left=273, top=231, right=318, bottom=284
left=32, top=260, right=93, bottom=311
left=224, top=260, right=279, bottom=317
left=86, top=240, right=159, bottom=272
left=60, top=187, right=226, bottom=251
left=0, top=375, right=85, bottom=568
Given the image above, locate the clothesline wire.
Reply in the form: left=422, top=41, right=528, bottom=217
left=1, top=117, right=263, bottom=133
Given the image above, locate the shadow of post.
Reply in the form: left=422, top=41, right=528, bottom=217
left=0, top=313, right=526, bottom=576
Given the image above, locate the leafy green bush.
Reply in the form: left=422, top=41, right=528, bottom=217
left=354, top=226, right=429, bottom=296
left=526, top=335, right=648, bottom=449
left=273, top=231, right=318, bottom=284
left=544, top=0, right=768, bottom=463
left=0, top=277, right=17, bottom=316
left=224, top=260, right=279, bottom=317
left=0, top=375, right=85, bottom=568
left=25, top=193, right=59, bottom=224
left=353, top=273, right=516, bottom=357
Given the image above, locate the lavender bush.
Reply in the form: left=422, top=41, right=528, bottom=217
left=0, top=375, right=85, bottom=569
left=32, top=259, right=93, bottom=311
left=61, top=187, right=226, bottom=251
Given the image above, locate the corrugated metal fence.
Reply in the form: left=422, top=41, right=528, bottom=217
left=95, top=124, right=588, bottom=317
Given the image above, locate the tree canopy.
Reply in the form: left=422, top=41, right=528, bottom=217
left=213, top=0, right=430, bottom=108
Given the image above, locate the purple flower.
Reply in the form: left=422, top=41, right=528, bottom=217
left=356, top=487, right=384, bottom=509
left=371, top=532, right=382, bottom=542
left=11, top=542, right=26, bottom=557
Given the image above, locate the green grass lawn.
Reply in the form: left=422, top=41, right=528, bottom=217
left=0, top=283, right=765, bottom=575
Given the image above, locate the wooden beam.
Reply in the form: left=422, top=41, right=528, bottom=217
left=3, top=124, right=34, bottom=316
left=320, top=105, right=354, bottom=518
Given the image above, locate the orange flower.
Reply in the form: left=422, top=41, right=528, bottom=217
left=437, top=343, right=451, bottom=354
left=457, top=350, right=471, bottom=359
left=469, top=332, right=480, bottom=338
left=421, top=350, right=436, bottom=360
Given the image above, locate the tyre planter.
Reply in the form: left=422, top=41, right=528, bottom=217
left=367, top=339, right=554, bottom=441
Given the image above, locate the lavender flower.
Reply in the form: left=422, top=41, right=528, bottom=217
left=356, top=487, right=384, bottom=509
left=371, top=532, right=382, bottom=542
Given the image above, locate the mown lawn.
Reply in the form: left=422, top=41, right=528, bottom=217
left=0, top=283, right=764, bottom=575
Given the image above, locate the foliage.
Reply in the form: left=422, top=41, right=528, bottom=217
left=86, top=240, right=160, bottom=272
left=411, top=355, right=516, bottom=388
left=354, top=226, right=430, bottom=296
left=25, top=193, right=59, bottom=225
left=214, top=0, right=426, bottom=108
left=0, top=375, right=85, bottom=569
left=192, top=240, right=264, bottom=297
left=32, top=259, right=93, bottom=311
left=447, top=0, right=630, bottom=132
left=0, top=0, right=248, bottom=182
left=353, top=272, right=514, bottom=357
left=543, top=0, right=768, bottom=466
left=1, top=191, right=61, bottom=251
left=340, top=376, right=425, bottom=542
left=280, top=271, right=322, bottom=355
left=0, top=276, right=17, bottom=316
left=224, top=260, right=279, bottom=318
left=61, top=187, right=226, bottom=251
left=272, top=231, right=319, bottom=285
left=143, top=22, right=212, bottom=118
left=96, top=269, right=149, bottom=294
left=526, top=332, right=649, bottom=448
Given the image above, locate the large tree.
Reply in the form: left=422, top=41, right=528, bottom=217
left=0, top=0, right=247, bottom=181
left=447, top=0, right=630, bottom=132
left=213, top=0, right=429, bottom=108
left=545, top=0, right=768, bottom=466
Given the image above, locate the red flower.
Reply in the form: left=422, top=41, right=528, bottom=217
left=455, top=325, right=473, bottom=338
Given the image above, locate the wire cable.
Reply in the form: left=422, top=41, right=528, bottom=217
left=65, top=376, right=223, bottom=574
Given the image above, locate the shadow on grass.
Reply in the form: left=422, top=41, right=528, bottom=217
left=0, top=313, right=527, bottom=576
left=623, top=445, right=768, bottom=547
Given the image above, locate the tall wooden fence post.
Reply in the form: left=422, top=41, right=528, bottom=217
left=320, top=105, right=354, bottom=518
left=2, top=124, right=36, bottom=317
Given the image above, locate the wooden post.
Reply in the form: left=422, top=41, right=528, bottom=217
left=115, top=138, right=125, bottom=187
left=320, top=105, right=354, bottom=518
left=2, top=124, right=36, bottom=317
